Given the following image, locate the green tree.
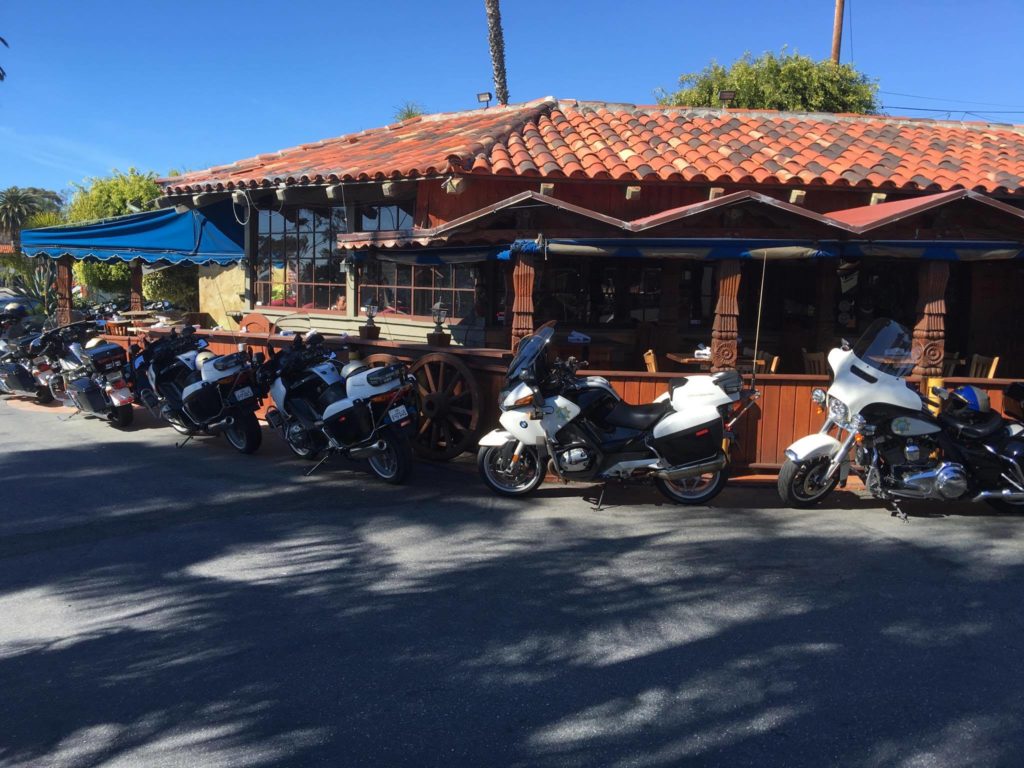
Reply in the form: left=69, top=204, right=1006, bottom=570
left=0, top=187, right=41, bottom=244
left=20, top=187, right=63, bottom=213
left=143, top=265, right=199, bottom=311
left=394, top=101, right=426, bottom=121
left=658, top=49, right=879, bottom=114
left=67, top=168, right=162, bottom=294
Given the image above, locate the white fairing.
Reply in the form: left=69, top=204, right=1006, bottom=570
left=201, top=357, right=241, bottom=384
left=177, top=350, right=199, bottom=370
left=311, top=362, right=342, bottom=385
left=828, top=347, right=921, bottom=415
left=787, top=432, right=843, bottom=462
left=345, top=368, right=402, bottom=401
left=654, top=374, right=736, bottom=410
left=270, top=378, right=288, bottom=411
left=497, top=388, right=581, bottom=446
left=652, top=403, right=722, bottom=438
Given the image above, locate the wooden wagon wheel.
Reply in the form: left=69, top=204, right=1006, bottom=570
left=362, top=353, right=401, bottom=368
left=408, top=352, right=481, bottom=461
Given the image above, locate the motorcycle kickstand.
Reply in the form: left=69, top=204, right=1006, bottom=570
left=175, top=433, right=194, bottom=449
left=591, top=482, right=608, bottom=512
left=889, top=499, right=909, bottom=523
left=58, top=407, right=81, bottom=423
left=305, top=450, right=333, bottom=477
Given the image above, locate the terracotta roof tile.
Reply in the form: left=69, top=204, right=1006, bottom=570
left=162, top=97, right=1024, bottom=196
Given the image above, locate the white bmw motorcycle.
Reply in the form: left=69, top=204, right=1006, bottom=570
left=478, top=323, right=758, bottom=504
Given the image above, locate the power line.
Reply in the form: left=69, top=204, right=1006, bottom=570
left=879, top=90, right=1024, bottom=109
left=881, top=104, right=1024, bottom=115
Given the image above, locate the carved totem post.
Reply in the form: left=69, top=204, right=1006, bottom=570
left=55, top=256, right=73, bottom=327
left=129, top=260, right=144, bottom=312
left=711, top=260, right=742, bottom=371
left=510, top=252, right=536, bottom=350
left=912, top=260, right=950, bottom=378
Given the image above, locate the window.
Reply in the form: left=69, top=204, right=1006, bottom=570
left=359, top=261, right=486, bottom=321
left=254, top=207, right=349, bottom=310
left=358, top=202, right=414, bottom=232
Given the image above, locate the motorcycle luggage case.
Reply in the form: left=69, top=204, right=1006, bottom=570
left=81, top=343, right=127, bottom=375
left=323, top=402, right=374, bottom=446
left=0, top=362, right=35, bottom=392
left=651, top=412, right=724, bottom=466
left=182, top=381, right=223, bottom=423
left=67, top=377, right=108, bottom=413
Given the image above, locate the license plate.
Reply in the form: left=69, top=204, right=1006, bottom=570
left=233, top=386, right=254, bottom=401
left=388, top=404, right=408, bottom=422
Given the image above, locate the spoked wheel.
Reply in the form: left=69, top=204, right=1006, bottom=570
left=367, top=427, right=414, bottom=484
left=409, top=353, right=480, bottom=461
left=777, top=457, right=839, bottom=507
left=224, top=410, right=262, bottom=454
left=477, top=442, right=545, bottom=497
left=109, top=404, right=134, bottom=429
left=985, top=497, right=1024, bottom=514
left=655, top=465, right=729, bottom=505
left=286, top=422, right=325, bottom=461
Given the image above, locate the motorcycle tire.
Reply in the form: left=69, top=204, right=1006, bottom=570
left=110, top=404, right=134, bottom=429
left=777, top=457, right=839, bottom=508
left=654, top=465, right=729, bottom=505
left=477, top=443, right=545, bottom=497
left=224, top=410, right=262, bottom=454
left=35, top=386, right=54, bottom=405
left=287, top=426, right=325, bottom=461
left=985, top=498, right=1024, bottom=514
left=367, top=427, right=414, bottom=484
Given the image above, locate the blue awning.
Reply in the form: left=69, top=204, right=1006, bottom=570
left=20, top=200, right=245, bottom=266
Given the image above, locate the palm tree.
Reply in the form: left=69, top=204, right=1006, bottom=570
left=0, top=187, right=42, bottom=247
left=484, top=0, right=509, bottom=105
left=0, top=36, right=8, bottom=82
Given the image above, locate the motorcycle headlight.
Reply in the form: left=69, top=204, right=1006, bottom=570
left=828, top=396, right=849, bottom=425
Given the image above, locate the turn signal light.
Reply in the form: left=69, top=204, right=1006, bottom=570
left=512, top=394, right=534, bottom=408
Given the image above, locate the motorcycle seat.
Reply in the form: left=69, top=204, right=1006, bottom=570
left=938, top=410, right=1005, bottom=440
left=605, top=400, right=674, bottom=430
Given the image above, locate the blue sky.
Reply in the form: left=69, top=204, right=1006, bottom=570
left=3, top=0, right=1024, bottom=196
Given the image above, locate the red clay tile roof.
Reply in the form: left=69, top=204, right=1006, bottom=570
left=0, top=243, right=15, bottom=253
left=163, top=97, right=1024, bottom=196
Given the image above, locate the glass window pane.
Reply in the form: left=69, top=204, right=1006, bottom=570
left=332, top=208, right=348, bottom=234
left=414, top=265, right=433, bottom=288
left=413, top=290, right=432, bottom=317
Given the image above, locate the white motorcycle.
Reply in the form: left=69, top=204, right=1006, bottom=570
left=478, top=323, right=759, bottom=504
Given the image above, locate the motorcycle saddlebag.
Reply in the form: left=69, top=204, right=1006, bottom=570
left=81, top=343, right=128, bottom=376
left=0, top=362, right=35, bottom=392
left=323, top=402, right=375, bottom=446
left=182, top=381, right=223, bottom=423
left=67, top=377, right=108, bottom=413
left=651, top=412, right=724, bottom=466
left=1003, top=382, right=1024, bottom=421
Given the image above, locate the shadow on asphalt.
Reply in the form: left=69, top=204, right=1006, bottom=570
left=1, top=414, right=1024, bottom=767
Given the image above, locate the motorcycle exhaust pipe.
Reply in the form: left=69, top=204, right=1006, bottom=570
left=349, top=440, right=387, bottom=459
left=653, top=454, right=727, bottom=481
left=972, top=490, right=1024, bottom=502
left=206, top=416, right=235, bottom=432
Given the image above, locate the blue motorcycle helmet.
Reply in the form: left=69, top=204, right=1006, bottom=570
left=953, top=385, right=990, bottom=414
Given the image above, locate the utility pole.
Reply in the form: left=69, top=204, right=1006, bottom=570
left=831, top=0, right=845, bottom=64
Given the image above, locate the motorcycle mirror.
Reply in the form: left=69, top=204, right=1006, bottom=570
left=841, top=339, right=851, bottom=351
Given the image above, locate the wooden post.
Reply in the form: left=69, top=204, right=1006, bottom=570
left=657, top=260, right=682, bottom=352
left=55, top=256, right=73, bottom=327
left=815, top=260, right=837, bottom=351
left=912, top=260, right=950, bottom=377
left=711, top=260, right=741, bottom=371
left=129, top=260, right=144, bottom=312
left=510, top=253, right=536, bottom=350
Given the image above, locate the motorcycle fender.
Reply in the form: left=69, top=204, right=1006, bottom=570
left=785, top=433, right=844, bottom=463
left=478, top=429, right=514, bottom=447
left=499, top=409, right=548, bottom=446
left=108, top=387, right=133, bottom=406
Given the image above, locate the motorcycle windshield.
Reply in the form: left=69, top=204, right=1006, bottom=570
left=506, top=325, right=555, bottom=384
left=852, top=319, right=915, bottom=377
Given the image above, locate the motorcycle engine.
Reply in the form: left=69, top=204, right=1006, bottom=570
left=287, top=422, right=312, bottom=450
left=557, top=447, right=594, bottom=473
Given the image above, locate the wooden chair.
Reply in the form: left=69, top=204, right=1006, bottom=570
left=740, top=347, right=779, bottom=374
left=802, top=348, right=828, bottom=375
left=969, top=354, right=1000, bottom=379
left=942, top=351, right=960, bottom=377
left=643, top=349, right=659, bottom=373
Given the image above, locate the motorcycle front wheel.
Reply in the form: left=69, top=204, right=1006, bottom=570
left=654, top=465, right=728, bottom=505
left=110, top=404, right=134, bottom=429
left=777, top=457, right=839, bottom=507
left=366, top=427, right=413, bottom=484
left=477, top=442, right=545, bottom=497
left=224, top=410, right=262, bottom=454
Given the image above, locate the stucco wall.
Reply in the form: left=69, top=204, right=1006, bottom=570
left=198, top=265, right=247, bottom=329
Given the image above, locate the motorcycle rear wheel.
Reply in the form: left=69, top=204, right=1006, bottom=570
left=986, top=498, right=1024, bottom=514
left=287, top=427, right=325, bottom=460
left=654, top=466, right=728, bottom=505
left=224, top=410, right=262, bottom=454
left=110, top=404, right=134, bottom=429
left=777, top=457, right=838, bottom=507
left=477, top=443, right=545, bottom=497
left=367, top=428, right=413, bottom=484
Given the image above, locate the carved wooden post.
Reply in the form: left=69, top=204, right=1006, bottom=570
left=129, top=260, right=144, bottom=312
left=657, top=260, right=682, bottom=353
left=711, top=260, right=741, bottom=371
left=912, top=260, right=950, bottom=377
left=55, top=256, right=73, bottom=327
left=510, top=252, right=536, bottom=350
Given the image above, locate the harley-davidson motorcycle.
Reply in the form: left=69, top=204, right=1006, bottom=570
left=258, top=332, right=418, bottom=484
left=779, top=318, right=1024, bottom=515
left=477, top=323, right=759, bottom=504
left=0, top=309, right=55, bottom=404
left=37, top=320, right=135, bottom=428
left=130, top=327, right=263, bottom=453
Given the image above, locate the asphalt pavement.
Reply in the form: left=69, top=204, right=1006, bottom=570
left=1, top=396, right=1023, bottom=768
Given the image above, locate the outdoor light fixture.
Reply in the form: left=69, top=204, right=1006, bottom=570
left=359, top=301, right=381, bottom=340
left=718, top=90, right=736, bottom=107
left=428, top=302, right=451, bottom=346
left=477, top=91, right=493, bottom=108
